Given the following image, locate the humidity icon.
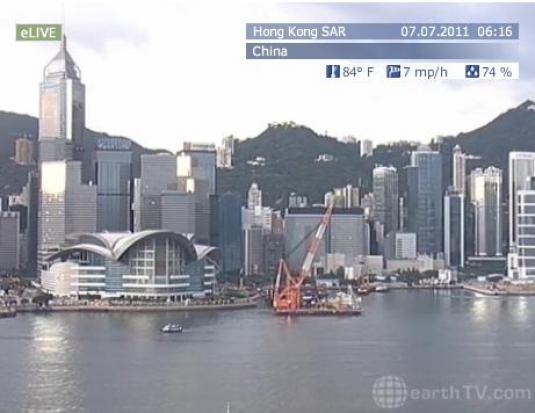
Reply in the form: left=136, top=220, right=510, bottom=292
left=465, top=65, right=480, bottom=78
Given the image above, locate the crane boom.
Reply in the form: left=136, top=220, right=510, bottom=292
left=297, top=203, right=333, bottom=286
left=273, top=203, right=334, bottom=311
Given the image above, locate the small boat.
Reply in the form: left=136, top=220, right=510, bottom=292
left=161, top=324, right=183, bottom=333
left=374, top=284, right=390, bottom=293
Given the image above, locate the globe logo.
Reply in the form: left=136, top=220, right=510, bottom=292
left=372, top=375, right=408, bottom=409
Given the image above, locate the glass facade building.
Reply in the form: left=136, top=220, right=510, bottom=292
left=285, top=207, right=369, bottom=272
left=38, top=36, right=85, bottom=163
left=373, top=166, right=399, bottom=236
left=218, top=192, right=243, bottom=276
left=410, top=150, right=443, bottom=256
left=470, top=167, right=503, bottom=257
left=42, top=230, right=217, bottom=298
left=93, top=141, right=132, bottom=232
left=444, top=191, right=464, bottom=268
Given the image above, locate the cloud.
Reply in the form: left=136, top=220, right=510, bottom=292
left=0, top=0, right=534, bottom=151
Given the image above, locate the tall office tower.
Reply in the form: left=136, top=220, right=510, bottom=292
left=373, top=166, right=399, bottom=236
left=38, top=36, right=85, bottom=163
left=244, top=226, right=265, bottom=275
left=285, top=207, right=369, bottom=271
left=444, top=190, right=465, bottom=268
left=508, top=177, right=535, bottom=280
left=218, top=192, right=243, bottom=276
left=360, top=139, right=374, bottom=157
left=217, top=135, right=235, bottom=168
left=161, top=191, right=196, bottom=234
left=344, top=185, right=360, bottom=208
left=37, top=38, right=91, bottom=275
left=138, top=153, right=177, bottom=230
left=470, top=167, right=503, bottom=256
left=398, top=197, right=406, bottom=231
left=24, top=171, right=39, bottom=276
left=509, top=152, right=535, bottom=248
left=177, top=143, right=217, bottom=244
left=405, top=165, right=419, bottom=233
left=411, top=150, right=443, bottom=255
left=0, top=211, right=20, bottom=271
left=247, top=182, right=262, bottom=210
left=452, top=145, right=466, bottom=195
left=242, top=182, right=272, bottom=230
left=38, top=161, right=97, bottom=271
left=92, top=138, right=132, bottom=231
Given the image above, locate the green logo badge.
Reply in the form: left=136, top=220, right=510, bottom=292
left=16, top=24, right=62, bottom=41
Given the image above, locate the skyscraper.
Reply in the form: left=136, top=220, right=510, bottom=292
left=508, top=177, right=535, bottom=280
left=247, top=182, right=262, bottom=211
left=470, top=167, right=503, bottom=256
left=38, top=161, right=97, bottom=270
left=411, top=150, right=443, bottom=255
left=177, top=143, right=217, bottom=244
left=137, top=153, right=177, bottom=230
left=37, top=37, right=93, bottom=275
left=452, top=145, right=466, bottom=195
left=444, top=190, right=464, bottom=268
left=0, top=211, right=20, bottom=271
left=373, top=166, right=399, bottom=236
left=161, top=191, right=196, bottom=234
left=218, top=192, right=243, bottom=276
left=360, top=139, right=373, bottom=157
left=508, top=152, right=535, bottom=248
left=284, top=207, right=369, bottom=271
left=92, top=138, right=132, bottom=232
left=38, top=36, right=85, bottom=163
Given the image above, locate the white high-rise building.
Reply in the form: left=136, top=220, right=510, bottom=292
left=247, top=182, right=262, bottom=211
left=360, top=139, right=374, bottom=157
left=452, top=145, right=466, bottom=195
left=508, top=152, right=535, bottom=248
left=470, top=167, right=503, bottom=256
left=508, top=179, right=535, bottom=281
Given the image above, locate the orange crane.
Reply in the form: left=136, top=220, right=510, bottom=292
left=273, top=203, right=334, bottom=311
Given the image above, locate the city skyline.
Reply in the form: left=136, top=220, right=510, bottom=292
left=0, top=0, right=534, bottom=152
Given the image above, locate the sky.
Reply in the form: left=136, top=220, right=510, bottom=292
left=0, top=0, right=534, bottom=151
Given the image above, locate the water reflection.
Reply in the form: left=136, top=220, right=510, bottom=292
left=23, top=316, right=83, bottom=413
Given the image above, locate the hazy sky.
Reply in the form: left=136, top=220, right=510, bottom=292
left=1, top=0, right=534, bottom=151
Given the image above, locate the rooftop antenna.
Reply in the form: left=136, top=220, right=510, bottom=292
left=61, top=1, right=66, bottom=44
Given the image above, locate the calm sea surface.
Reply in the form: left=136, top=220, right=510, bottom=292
left=1, top=290, right=535, bottom=413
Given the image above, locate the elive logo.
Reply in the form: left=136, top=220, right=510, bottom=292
left=16, top=24, right=62, bottom=41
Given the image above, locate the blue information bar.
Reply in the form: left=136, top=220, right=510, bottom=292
left=246, top=23, right=519, bottom=40
left=245, top=42, right=517, bottom=60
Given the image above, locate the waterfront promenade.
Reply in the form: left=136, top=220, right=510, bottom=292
left=13, top=297, right=260, bottom=314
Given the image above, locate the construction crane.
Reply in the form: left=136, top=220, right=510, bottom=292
left=273, top=203, right=334, bottom=311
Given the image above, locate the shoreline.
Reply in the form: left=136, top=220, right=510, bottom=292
left=14, top=300, right=259, bottom=314
left=462, top=284, right=535, bottom=297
